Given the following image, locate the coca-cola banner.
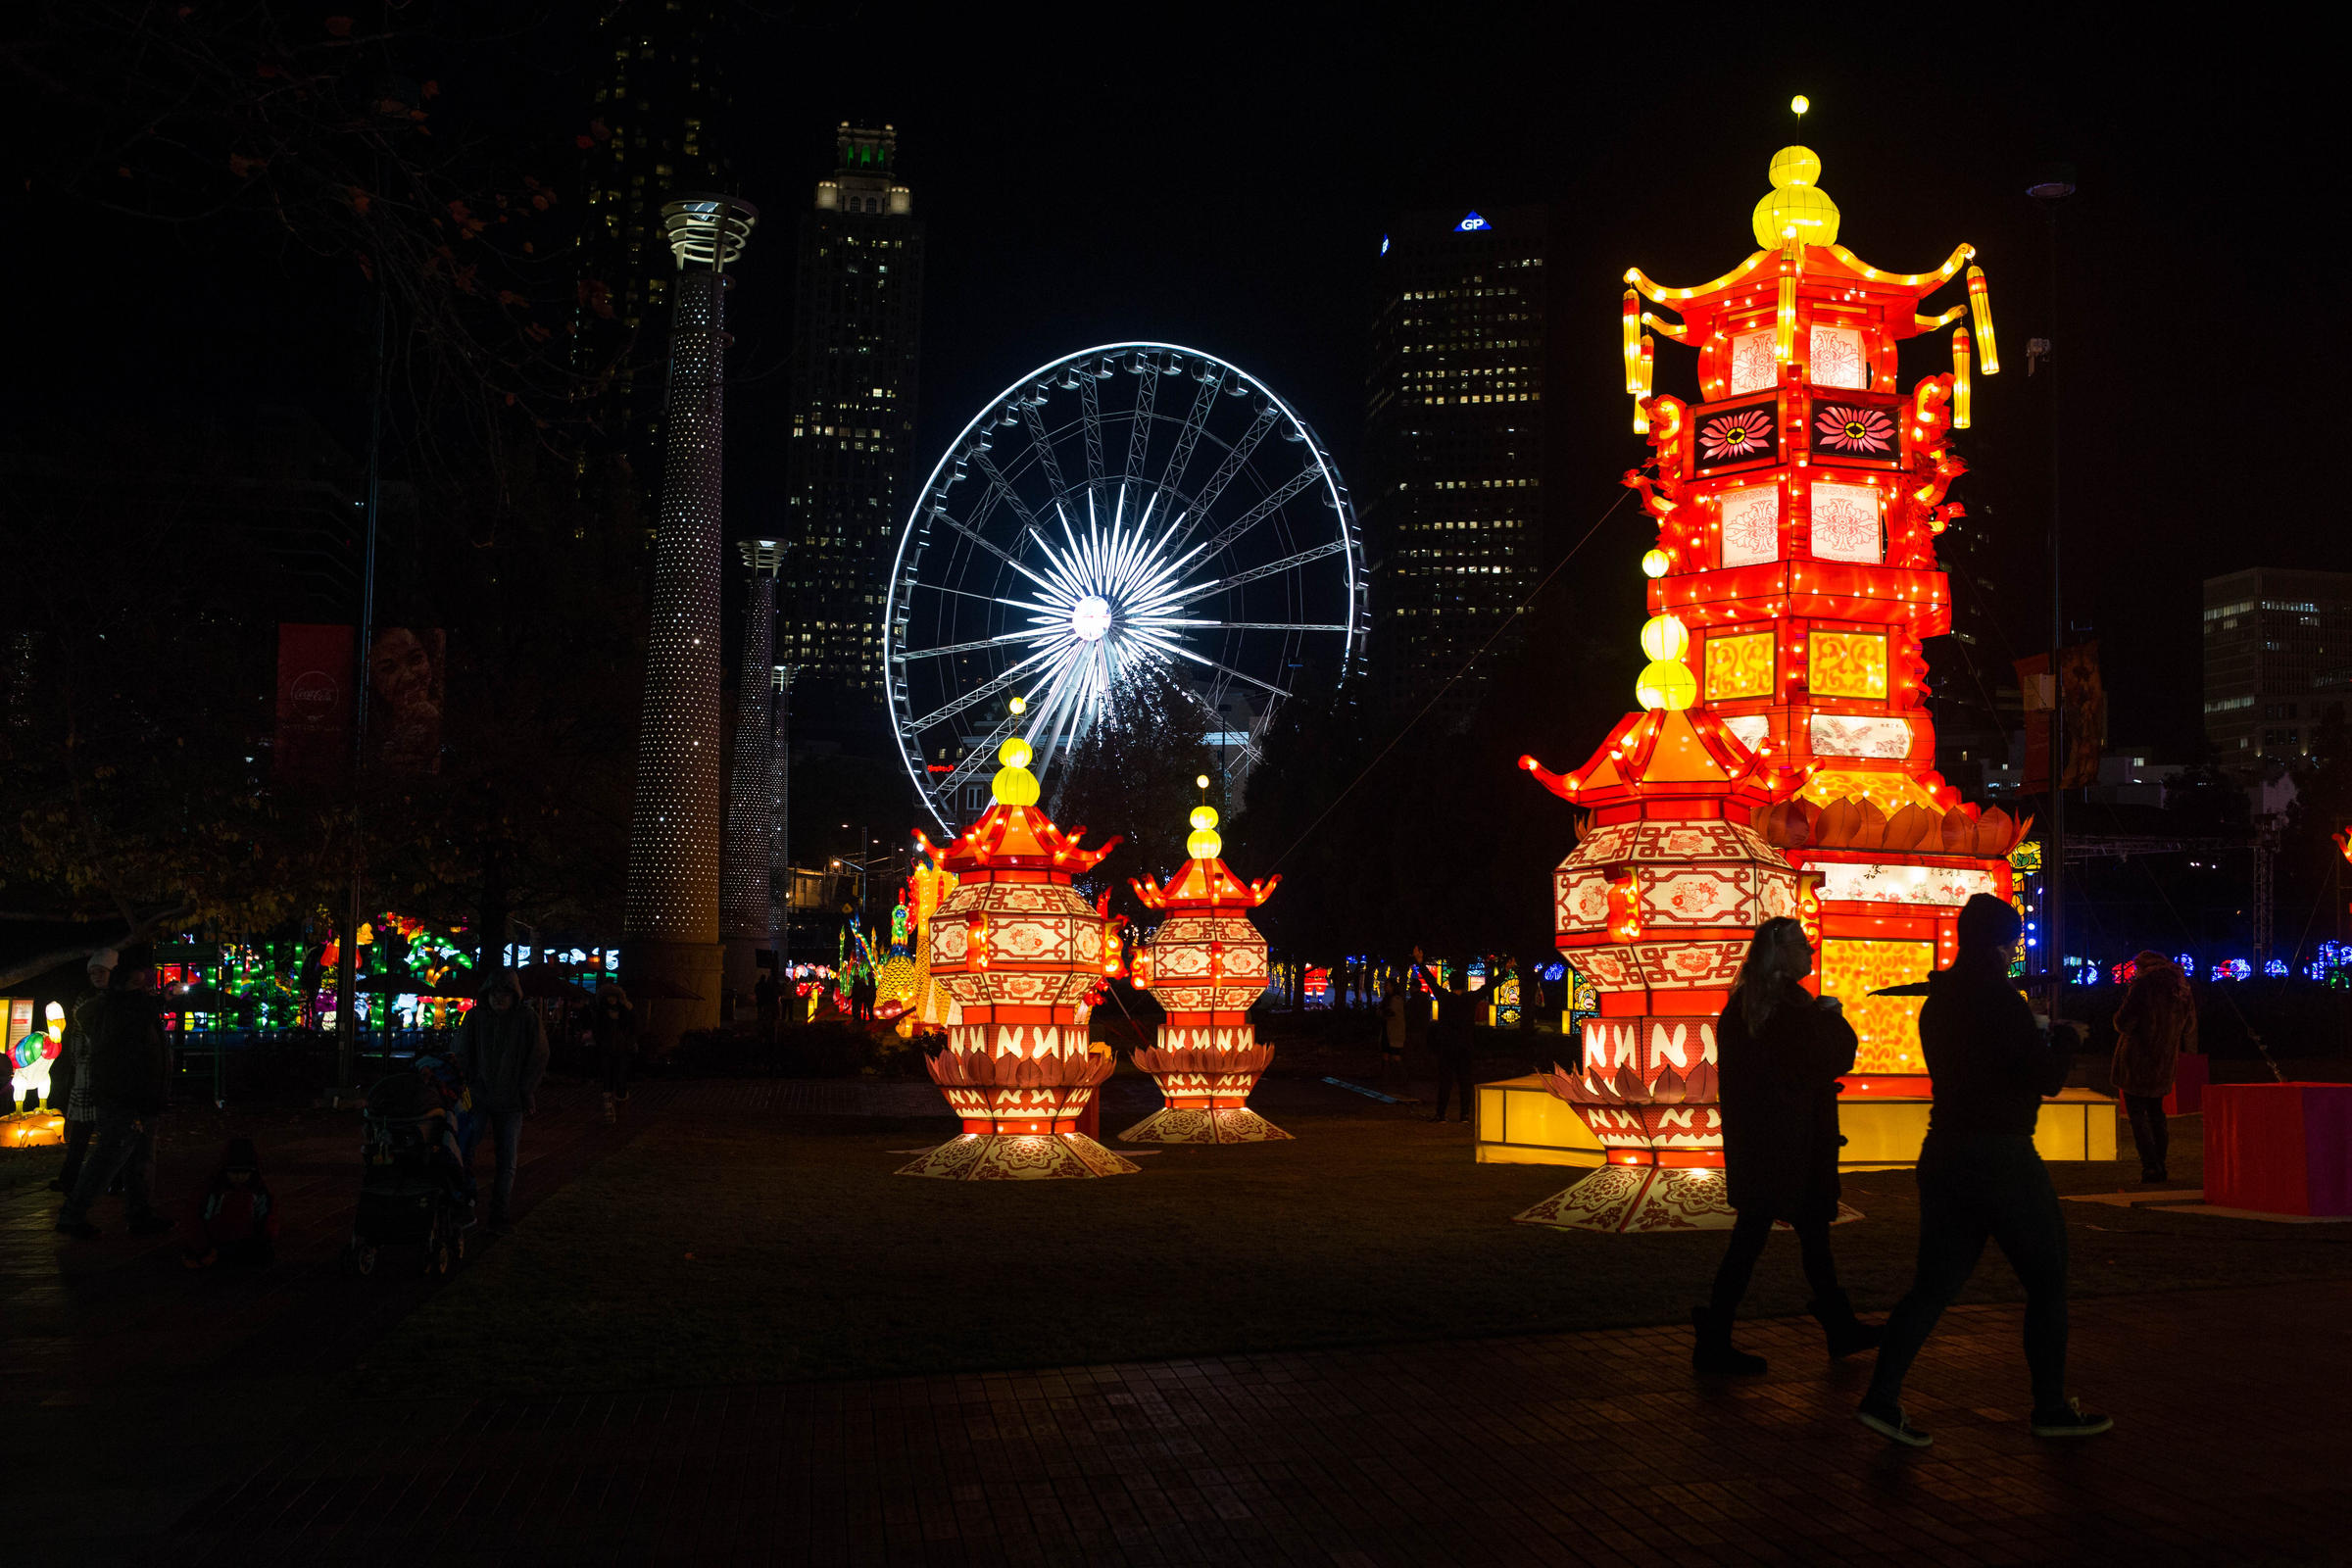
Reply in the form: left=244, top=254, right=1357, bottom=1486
left=274, top=623, right=355, bottom=787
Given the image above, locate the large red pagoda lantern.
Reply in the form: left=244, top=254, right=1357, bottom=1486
left=896, top=734, right=1137, bottom=1180
left=1519, top=115, right=2024, bottom=1230
left=1123, top=792, right=1288, bottom=1143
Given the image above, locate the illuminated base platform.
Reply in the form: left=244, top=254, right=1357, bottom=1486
left=1119, top=1105, right=1292, bottom=1144
left=1476, top=1075, right=2119, bottom=1171
left=2, top=1111, right=64, bottom=1148
left=895, top=1131, right=1142, bottom=1181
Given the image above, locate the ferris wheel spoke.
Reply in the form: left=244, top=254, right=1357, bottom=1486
left=1170, top=401, right=1281, bottom=550
left=893, top=629, right=1042, bottom=663
left=1077, top=369, right=1107, bottom=483
left=1162, top=645, right=1293, bottom=700
left=927, top=705, right=1026, bottom=802
left=1159, top=367, right=1224, bottom=499
left=1196, top=467, right=1322, bottom=557
left=1203, top=539, right=1349, bottom=593
left=1123, top=356, right=1160, bottom=486
left=932, top=505, right=1025, bottom=572
left=1160, top=620, right=1350, bottom=633
left=969, top=445, right=1041, bottom=532
left=1018, top=390, right=1067, bottom=497
left=905, top=639, right=1066, bottom=733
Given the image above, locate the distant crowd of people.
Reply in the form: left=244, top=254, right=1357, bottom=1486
left=45, top=950, right=641, bottom=1250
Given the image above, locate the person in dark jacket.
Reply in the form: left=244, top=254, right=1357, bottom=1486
left=1856, top=894, right=2111, bottom=1447
left=1414, top=956, right=1478, bottom=1123
left=2112, top=951, right=2194, bottom=1182
left=55, top=949, right=174, bottom=1240
left=456, top=972, right=550, bottom=1227
left=47, top=956, right=108, bottom=1194
left=590, top=982, right=638, bottom=1124
left=182, top=1135, right=279, bottom=1267
left=1695, top=917, right=1878, bottom=1374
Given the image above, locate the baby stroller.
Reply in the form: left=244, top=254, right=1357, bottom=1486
left=344, top=1057, right=477, bottom=1277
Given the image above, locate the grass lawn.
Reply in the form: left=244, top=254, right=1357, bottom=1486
left=354, top=1076, right=2352, bottom=1397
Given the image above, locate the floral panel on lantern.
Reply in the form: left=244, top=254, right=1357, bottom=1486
left=1809, top=713, right=1912, bottom=759
left=1693, top=399, right=1781, bottom=477
left=1811, top=400, right=1899, bottom=466
left=1718, top=485, right=1781, bottom=567
left=1559, top=869, right=1613, bottom=930
left=1706, top=630, right=1775, bottom=701
left=1808, top=323, right=1869, bottom=389
left=1808, top=481, right=1883, bottom=564
left=1728, top=327, right=1777, bottom=395
left=1640, top=867, right=1753, bottom=925
left=1808, top=630, right=1888, bottom=699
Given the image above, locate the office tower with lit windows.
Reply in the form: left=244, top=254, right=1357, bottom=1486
left=2201, top=566, right=2352, bottom=761
left=782, top=123, right=925, bottom=744
left=570, top=2, right=735, bottom=501
left=1365, top=206, right=1550, bottom=702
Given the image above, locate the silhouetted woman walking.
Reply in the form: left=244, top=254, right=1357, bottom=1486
left=1693, top=916, right=1880, bottom=1374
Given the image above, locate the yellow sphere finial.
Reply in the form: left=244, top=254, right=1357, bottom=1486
left=990, top=735, right=1039, bottom=806
left=1195, top=773, right=1210, bottom=791
left=1186, top=803, right=1222, bottom=859
left=1752, top=145, right=1838, bottom=248
left=1007, top=695, right=1027, bottom=715
left=1641, top=548, right=1671, bottom=579
left=1790, top=94, right=1809, bottom=117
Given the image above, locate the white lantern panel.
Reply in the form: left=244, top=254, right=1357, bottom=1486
left=1720, top=485, right=1781, bottom=568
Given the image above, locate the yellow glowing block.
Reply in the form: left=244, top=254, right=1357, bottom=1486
left=1808, top=629, right=1887, bottom=698
left=1798, top=769, right=1945, bottom=815
left=1822, top=938, right=1933, bottom=1074
left=1705, top=631, right=1775, bottom=701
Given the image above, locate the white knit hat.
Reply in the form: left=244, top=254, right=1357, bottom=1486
left=86, top=948, right=119, bottom=973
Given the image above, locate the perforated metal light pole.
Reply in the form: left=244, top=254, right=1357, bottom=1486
left=623, top=193, right=757, bottom=1047
left=721, top=538, right=783, bottom=997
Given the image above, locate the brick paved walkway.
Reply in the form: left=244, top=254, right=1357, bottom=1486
left=158, top=1278, right=2350, bottom=1566
left=14, top=1075, right=2349, bottom=1566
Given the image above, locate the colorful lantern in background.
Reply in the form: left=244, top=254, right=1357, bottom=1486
left=5, top=997, right=58, bottom=1111
left=1517, top=114, right=2019, bottom=1231
left=896, top=737, right=1135, bottom=1180
left=1125, top=797, right=1287, bottom=1144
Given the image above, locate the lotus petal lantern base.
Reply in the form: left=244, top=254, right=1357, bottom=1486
left=896, top=1131, right=1140, bottom=1180
left=1514, top=1165, right=1862, bottom=1234
left=1119, top=1103, right=1292, bottom=1145
left=1120, top=1040, right=1290, bottom=1144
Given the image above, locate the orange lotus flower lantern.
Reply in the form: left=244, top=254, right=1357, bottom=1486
left=896, top=735, right=1137, bottom=1180
left=1123, top=786, right=1287, bottom=1143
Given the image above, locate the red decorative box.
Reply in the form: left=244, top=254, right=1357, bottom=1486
left=2203, top=1083, right=2352, bottom=1216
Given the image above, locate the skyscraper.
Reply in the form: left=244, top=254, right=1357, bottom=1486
left=2202, top=566, right=2352, bottom=761
left=1365, top=206, right=1549, bottom=703
left=782, top=123, right=925, bottom=744
left=571, top=2, right=735, bottom=502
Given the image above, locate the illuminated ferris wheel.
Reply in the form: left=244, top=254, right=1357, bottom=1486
left=885, top=342, right=1367, bottom=833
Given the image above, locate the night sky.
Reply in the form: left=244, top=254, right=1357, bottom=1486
left=12, top=9, right=2338, bottom=760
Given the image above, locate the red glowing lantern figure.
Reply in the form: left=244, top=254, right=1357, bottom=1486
left=1518, top=125, right=2026, bottom=1230
left=895, top=737, right=1136, bottom=1180
left=1123, top=801, right=1288, bottom=1144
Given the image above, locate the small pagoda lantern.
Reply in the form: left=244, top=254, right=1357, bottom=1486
left=1124, top=784, right=1286, bottom=1143
left=896, top=732, right=1136, bottom=1180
